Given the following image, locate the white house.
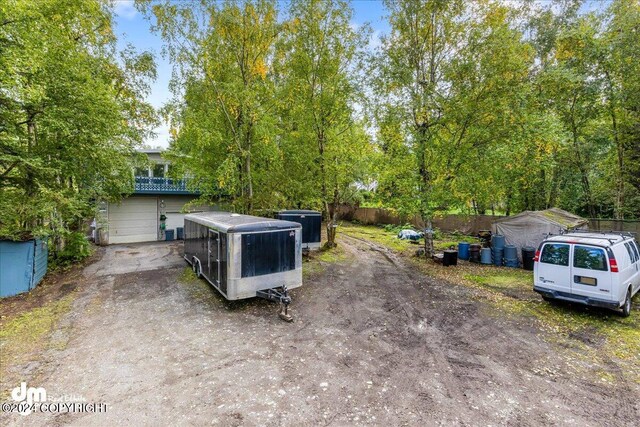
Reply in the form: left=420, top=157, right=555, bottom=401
left=98, top=149, right=213, bottom=245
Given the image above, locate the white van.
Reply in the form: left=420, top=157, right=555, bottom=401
left=533, top=232, right=640, bottom=317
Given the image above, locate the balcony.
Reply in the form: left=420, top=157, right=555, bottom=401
left=134, top=176, right=200, bottom=195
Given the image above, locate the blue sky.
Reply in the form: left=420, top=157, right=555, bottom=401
left=113, top=0, right=390, bottom=148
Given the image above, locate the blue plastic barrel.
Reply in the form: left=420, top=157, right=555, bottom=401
left=176, top=227, right=184, bottom=240
left=458, top=242, right=470, bottom=260
left=165, top=229, right=175, bottom=241
left=504, top=244, right=517, bottom=260
left=480, top=248, right=492, bottom=264
left=492, top=247, right=503, bottom=266
left=491, top=234, right=506, bottom=249
left=505, top=259, right=519, bottom=268
left=503, top=244, right=518, bottom=268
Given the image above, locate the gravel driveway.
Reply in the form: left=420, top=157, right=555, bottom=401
left=2, top=238, right=638, bottom=426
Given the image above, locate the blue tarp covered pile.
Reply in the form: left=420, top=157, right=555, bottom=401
left=397, top=229, right=423, bottom=241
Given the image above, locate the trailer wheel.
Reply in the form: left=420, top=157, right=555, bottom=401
left=621, top=288, right=632, bottom=318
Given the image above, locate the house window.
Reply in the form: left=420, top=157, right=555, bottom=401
left=134, top=167, right=149, bottom=177
left=152, top=163, right=165, bottom=178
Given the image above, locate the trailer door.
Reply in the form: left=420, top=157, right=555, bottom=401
left=208, top=230, right=220, bottom=286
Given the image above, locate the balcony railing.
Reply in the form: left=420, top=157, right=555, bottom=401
left=134, top=176, right=200, bottom=195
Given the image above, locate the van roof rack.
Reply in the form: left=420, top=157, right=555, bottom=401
left=558, top=229, right=636, bottom=244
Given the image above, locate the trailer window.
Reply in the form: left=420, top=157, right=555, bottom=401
left=573, top=246, right=608, bottom=271
left=540, top=243, right=570, bottom=266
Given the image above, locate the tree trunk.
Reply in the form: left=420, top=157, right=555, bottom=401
left=325, top=200, right=337, bottom=248
left=569, top=119, right=596, bottom=218
left=243, top=150, right=252, bottom=214
left=424, top=217, right=434, bottom=258
left=26, top=116, right=36, bottom=197
left=547, top=153, right=559, bottom=208
left=611, top=107, right=624, bottom=219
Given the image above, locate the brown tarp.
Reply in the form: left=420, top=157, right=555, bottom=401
left=493, top=208, right=589, bottom=258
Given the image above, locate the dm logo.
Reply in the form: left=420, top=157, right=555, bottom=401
left=11, top=382, right=46, bottom=415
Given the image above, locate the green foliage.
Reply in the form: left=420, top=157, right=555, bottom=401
left=370, top=0, right=640, bottom=220
left=56, top=231, right=92, bottom=264
left=147, top=0, right=373, bottom=245
left=0, top=0, right=157, bottom=258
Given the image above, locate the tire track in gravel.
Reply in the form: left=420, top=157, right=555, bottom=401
left=339, top=234, right=482, bottom=422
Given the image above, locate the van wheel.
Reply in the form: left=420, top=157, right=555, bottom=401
left=621, top=288, right=632, bottom=318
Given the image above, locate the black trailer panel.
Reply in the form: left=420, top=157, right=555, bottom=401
left=276, top=210, right=321, bottom=249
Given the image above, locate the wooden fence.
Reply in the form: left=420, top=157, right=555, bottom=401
left=336, top=206, right=639, bottom=235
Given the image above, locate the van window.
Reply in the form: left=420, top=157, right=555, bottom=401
left=629, top=241, right=639, bottom=263
left=624, top=242, right=636, bottom=264
left=573, top=246, right=608, bottom=271
left=541, top=243, right=570, bottom=266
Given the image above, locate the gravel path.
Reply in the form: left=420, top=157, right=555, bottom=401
left=3, top=238, right=638, bottom=426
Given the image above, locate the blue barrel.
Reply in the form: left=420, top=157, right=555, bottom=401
left=176, top=227, right=184, bottom=240
left=458, top=242, right=470, bottom=260
left=505, top=259, right=519, bottom=268
left=504, top=244, right=518, bottom=268
left=492, top=247, right=503, bottom=266
left=165, top=229, right=175, bottom=241
left=491, top=234, right=506, bottom=249
left=480, top=248, right=492, bottom=264
left=504, top=244, right=517, bottom=260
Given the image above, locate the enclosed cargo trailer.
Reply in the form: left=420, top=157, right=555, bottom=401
left=276, top=210, right=322, bottom=250
left=183, top=212, right=302, bottom=320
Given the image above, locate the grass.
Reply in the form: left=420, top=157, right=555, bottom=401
left=0, top=293, right=77, bottom=399
left=303, top=243, right=350, bottom=279
left=339, top=222, right=640, bottom=383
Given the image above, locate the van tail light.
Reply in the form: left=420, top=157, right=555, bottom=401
left=533, top=250, right=540, bottom=262
left=609, top=257, right=619, bottom=273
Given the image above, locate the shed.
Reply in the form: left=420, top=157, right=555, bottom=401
left=0, top=239, right=48, bottom=297
left=493, top=208, right=588, bottom=258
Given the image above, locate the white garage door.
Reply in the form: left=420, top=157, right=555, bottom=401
left=160, top=196, right=210, bottom=236
left=108, top=197, right=158, bottom=244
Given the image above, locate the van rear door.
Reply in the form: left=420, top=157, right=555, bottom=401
left=571, top=245, right=612, bottom=300
left=536, top=242, right=572, bottom=293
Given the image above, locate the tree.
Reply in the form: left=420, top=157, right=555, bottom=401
left=374, top=0, right=532, bottom=255
left=146, top=0, right=282, bottom=213
left=276, top=0, right=371, bottom=247
left=0, top=0, right=156, bottom=258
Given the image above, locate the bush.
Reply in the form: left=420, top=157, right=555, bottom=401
left=56, top=232, right=92, bottom=264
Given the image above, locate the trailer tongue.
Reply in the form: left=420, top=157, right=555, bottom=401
left=256, top=285, right=294, bottom=322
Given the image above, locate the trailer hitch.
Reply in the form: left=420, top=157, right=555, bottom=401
left=256, top=285, right=293, bottom=322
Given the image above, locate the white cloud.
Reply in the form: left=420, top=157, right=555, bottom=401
left=114, top=0, right=138, bottom=20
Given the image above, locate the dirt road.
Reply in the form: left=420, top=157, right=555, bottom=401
left=2, top=237, right=638, bottom=426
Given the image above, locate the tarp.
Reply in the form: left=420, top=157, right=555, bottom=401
left=493, top=208, right=588, bottom=259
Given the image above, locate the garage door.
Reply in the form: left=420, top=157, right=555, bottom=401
left=160, top=196, right=209, bottom=235
left=108, top=197, right=158, bottom=244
